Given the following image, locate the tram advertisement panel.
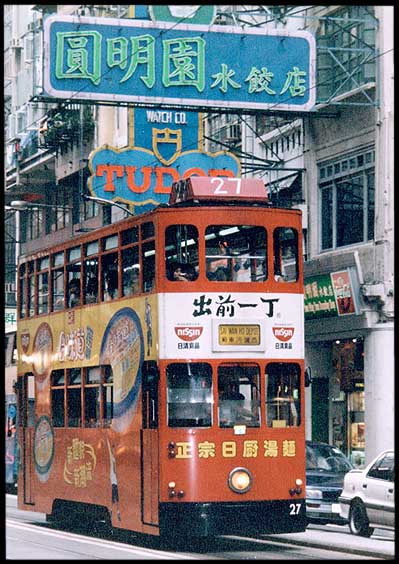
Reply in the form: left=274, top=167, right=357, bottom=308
left=159, top=292, right=304, bottom=359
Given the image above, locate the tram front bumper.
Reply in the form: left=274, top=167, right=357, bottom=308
left=159, top=499, right=307, bottom=537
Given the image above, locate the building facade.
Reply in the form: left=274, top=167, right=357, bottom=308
left=4, top=5, right=393, bottom=466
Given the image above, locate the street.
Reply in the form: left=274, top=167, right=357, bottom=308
left=6, top=494, right=394, bottom=560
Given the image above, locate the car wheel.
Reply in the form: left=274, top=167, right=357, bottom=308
left=349, top=501, right=374, bottom=537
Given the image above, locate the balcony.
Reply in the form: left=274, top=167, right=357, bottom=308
left=38, top=106, right=95, bottom=153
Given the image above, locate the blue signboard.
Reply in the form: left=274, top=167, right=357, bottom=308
left=88, top=145, right=240, bottom=214
left=44, top=16, right=316, bottom=111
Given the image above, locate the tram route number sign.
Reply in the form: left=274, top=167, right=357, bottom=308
left=169, top=176, right=267, bottom=204
left=218, top=324, right=261, bottom=346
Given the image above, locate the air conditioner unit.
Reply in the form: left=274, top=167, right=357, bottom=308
left=11, top=38, right=22, bottom=49
left=360, top=283, right=385, bottom=299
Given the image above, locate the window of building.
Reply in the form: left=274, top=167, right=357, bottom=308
left=316, top=6, right=376, bottom=102
left=266, top=363, right=301, bottom=428
left=319, top=148, right=375, bottom=251
left=166, top=363, right=212, bottom=427
left=27, top=208, right=44, bottom=241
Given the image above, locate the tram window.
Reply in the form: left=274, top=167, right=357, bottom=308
left=205, top=225, right=267, bottom=282
left=84, top=387, right=100, bottom=428
left=51, top=369, right=65, bottom=427
left=52, top=389, right=65, bottom=427
left=102, top=253, right=118, bottom=301
left=218, top=364, right=260, bottom=427
left=37, top=271, right=49, bottom=315
left=265, top=363, right=301, bottom=428
left=84, top=257, right=99, bottom=304
left=27, top=261, right=35, bottom=316
left=141, top=221, right=155, bottom=240
left=142, top=361, right=159, bottom=429
left=67, top=276, right=81, bottom=308
left=121, top=226, right=139, bottom=246
left=102, top=365, right=113, bottom=427
left=37, top=257, right=49, bottom=315
left=122, top=247, right=140, bottom=296
left=165, top=225, right=199, bottom=281
left=85, top=367, right=101, bottom=427
left=18, top=264, right=26, bottom=318
left=142, top=241, right=155, bottom=292
left=68, top=246, right=81, bottom=262
left=273, top=227, right=298, bottom=282
left=103, top=234, right=118, bottom=251
left=167, top=363, right=212, bottom=427
left=67, top=368, right=82, bottom=427
left=52, top=267, right=65, bottom=311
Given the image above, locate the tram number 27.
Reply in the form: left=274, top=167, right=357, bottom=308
left=289, top=503, right=302, bottom=515
left=211, top=177, right=241, bottom=195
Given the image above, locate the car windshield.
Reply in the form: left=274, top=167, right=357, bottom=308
left=306, top=443, right=353, bottom=473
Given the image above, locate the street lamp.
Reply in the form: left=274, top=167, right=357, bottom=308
left=83, top=194, right=135, bottom=217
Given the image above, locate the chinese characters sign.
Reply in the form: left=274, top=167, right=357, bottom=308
left=159, top=292, right=303, bottom=359
left=170, top=438, right=297, bottom=459
left=44, top=16, right=316, bottom=111
left=304, top=269, right=359, bottom=319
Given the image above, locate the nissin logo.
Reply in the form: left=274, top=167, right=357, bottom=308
left=175, top=327, right=203, bottom=341
left=273, top=327, right=295, bottom=342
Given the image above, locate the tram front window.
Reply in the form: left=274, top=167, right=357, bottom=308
left=266, top=363, right=301, bottom=428
left=167, top=363, right=212, bottom=427
left=206, top=225, right=267, bottom=282
left=218, top=364, right=260, bottom=427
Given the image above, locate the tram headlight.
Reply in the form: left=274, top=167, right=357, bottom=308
left=228, top=467, right=253, bottom=494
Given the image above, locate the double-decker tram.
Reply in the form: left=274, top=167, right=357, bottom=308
left=16, top=176, right=307, bottom=538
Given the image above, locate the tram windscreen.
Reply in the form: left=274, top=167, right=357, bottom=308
left=218, top=364, right=261, bottom=427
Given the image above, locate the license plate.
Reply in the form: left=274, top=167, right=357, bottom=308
left=332, top=503, right=341, bottom=513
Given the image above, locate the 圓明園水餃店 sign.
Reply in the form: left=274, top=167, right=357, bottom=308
left=44, top=16, right=316, bottom=112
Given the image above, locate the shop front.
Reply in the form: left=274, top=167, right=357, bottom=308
left=304, top=262, right=369, bottom=466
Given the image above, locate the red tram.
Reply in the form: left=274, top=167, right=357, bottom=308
left=16, top=176, right=307, bottom=538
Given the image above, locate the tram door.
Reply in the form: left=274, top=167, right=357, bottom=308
left=19, top=373, right=35, bottom=505
left=141, top=363, right=159, bottom=526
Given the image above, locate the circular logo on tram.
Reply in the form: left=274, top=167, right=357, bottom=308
left=32, top=322, right=53, bottom=384
left=33, top=415, right=54, bottom=482
left=100, top=308, right=144, bottom=433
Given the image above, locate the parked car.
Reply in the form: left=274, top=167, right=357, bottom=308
left=306, top=441, right=353, bottom=525
left=339, top=449, right=394, bottom=537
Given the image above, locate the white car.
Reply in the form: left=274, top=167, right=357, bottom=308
left=339, top=450, right=394, bottom=537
